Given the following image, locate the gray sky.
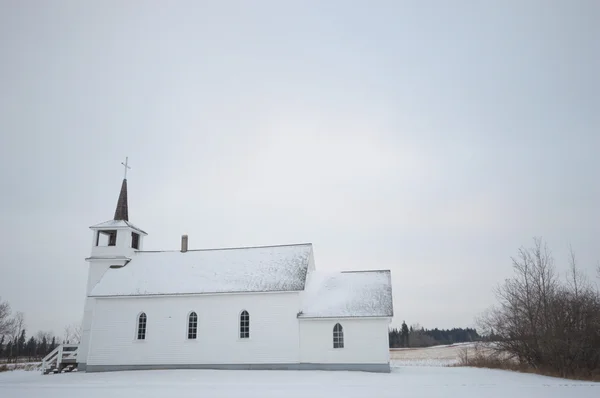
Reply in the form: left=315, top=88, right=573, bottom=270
left=1, top=0, right=599, bottom=337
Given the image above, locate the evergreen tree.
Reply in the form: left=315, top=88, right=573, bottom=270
left=0, top=335, right=4, bottom=358
left=401, top=321, right=409, bottom=348
left=390, top=323, right=483, bottom=348
left=5, top=340, right=13, bottom=362
left=39, top=336, right=48, bottom=357
left=25, top=336, right=36, bottom=360
left=393, top=328, right=401, bottom=348
left=388, top=328, right=403, bottom=348
left=17, top=329, right=26, bottom=359
left=422, top=327, right=481, bottom=345
left=50, top=336, right=56, bottom=351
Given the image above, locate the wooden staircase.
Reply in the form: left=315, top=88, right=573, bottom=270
left=41, top=344, right=79, bottom=374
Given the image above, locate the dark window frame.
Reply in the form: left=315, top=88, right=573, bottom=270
left=239, top=310, right=250, bottom=339
left=96, top=230, right=117, bottom=247
left=333, top=323, right=344, bottom=348
left=188, top=312, right=198, bottom=339
left=137, top=313, right=147, bottom=340
left=131, top=232, right=140, bottom=249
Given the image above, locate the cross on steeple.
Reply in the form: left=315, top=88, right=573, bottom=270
left=121, top=157, right=131, bottom=179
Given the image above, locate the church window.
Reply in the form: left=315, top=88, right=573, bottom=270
left=96, top=230, right=117, bottom=247
left=333, top=323, right=344, bottom=348
left=137, top=313, right=147, bottom=340
left=131, top=232, right=140, bottom=249
left=188, top=312, right=198, bottom=339
left=239, top=310, right=250, bottom=339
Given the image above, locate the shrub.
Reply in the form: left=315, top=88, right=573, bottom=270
left=478, top=239, right=600, bottom=380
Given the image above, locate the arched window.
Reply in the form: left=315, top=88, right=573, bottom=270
left=137, top=313, right=147, bottom=340
left=188, top=312, right=198, bottom=339
left=333, top=323, right=344, bottom=348
left=239, top=310, right=250, bottom=339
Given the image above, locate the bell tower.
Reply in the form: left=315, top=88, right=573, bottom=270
left=78, top=157, right=147, bottom=371
left=88, top=177, right=147, bottom=264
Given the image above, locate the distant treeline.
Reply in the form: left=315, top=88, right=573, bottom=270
left=0, top=297, right=81, bottom=363
left=0, top=333, right=58, bottom=363
left=389, top=322, right=482, bottom=348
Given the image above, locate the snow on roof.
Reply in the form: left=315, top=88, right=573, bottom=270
left=299, top=270, right=393, bottom=318
left=90, top=220, right=147, bottom=235
left=90, top=243, right=313, bottom=297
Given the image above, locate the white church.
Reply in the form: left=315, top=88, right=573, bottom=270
left=75, top=170, right=394, bottom=373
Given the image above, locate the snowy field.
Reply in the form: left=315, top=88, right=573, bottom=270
left=0, top=367, right=598, bottom=398
left=390, top=342, right=483, bottom=366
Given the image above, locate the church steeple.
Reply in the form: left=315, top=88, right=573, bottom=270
left=113, top=179, right=129, bottom=221
left=113, top=157, right=131, bottom=221
left=89, top=157, right=145, bottom=255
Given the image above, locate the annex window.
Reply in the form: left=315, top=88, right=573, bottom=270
left=131, top=232, right=140, bottom=249
left=137, top=313, right=147, bottom=340
left=239, top=310, right=250, bottom=339
left=333, top=323, right=344, bottom=348
left=96, top=230, right=117, bottom=246
left=188, top=312, right=198, bottom=339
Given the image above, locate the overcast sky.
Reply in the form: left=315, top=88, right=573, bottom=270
left=1, top=1, right=599, bottom=337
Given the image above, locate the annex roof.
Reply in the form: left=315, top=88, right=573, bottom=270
left=90, top=243, right=313, bottom=297
left=299, top=270, right=393, bottom=318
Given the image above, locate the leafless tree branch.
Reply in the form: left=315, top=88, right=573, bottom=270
left=479, top=238, right=600, bottom=377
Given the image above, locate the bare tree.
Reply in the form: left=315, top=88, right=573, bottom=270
left=63, top=323, right=82, bottom=344
left=0, top=297, right=14, bottom=337
left=408, top=323, right=436, bottom=347
left=11, top=312, right=25, bottom=340
left=7, top=312, right=25, bottom=363
left=480, top=238, right=555, bottom=364
left=35, top=331, right=54, bottom=343
left=568, top=246, right=580, bottom=298
left=480, top=238, right=600, bottom=378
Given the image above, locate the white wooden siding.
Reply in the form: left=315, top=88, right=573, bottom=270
left=299, top=318, right=390, bottom=364
left=77, top=297, right=95, bottom=364
left=87, top=292, right=301, bottom=366
left=79, top=258, right=115, bottom=365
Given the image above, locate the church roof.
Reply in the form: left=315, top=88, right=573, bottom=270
left=298, top=270, right=393, bottom=318
left=89, top=219, right=147, bottom=235
left=89, top=243, right=313, bottom=297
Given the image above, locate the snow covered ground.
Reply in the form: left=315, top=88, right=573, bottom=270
left=1, top=362, right=39, bottom=371
left=390, top=342, right=481, bottom=366
left=0, top=367, right=598, bottom=398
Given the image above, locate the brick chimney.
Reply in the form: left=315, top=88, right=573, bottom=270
left=181, top=235, right=188, bottom=252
